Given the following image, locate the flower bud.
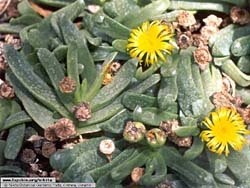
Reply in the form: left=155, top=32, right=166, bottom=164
left=123, top=121, right=146, bottom=143
left=146, top=128, right=166, bottom=148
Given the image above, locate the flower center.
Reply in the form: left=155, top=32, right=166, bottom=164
left=212, top=120, right=235, bottom=141
left=138, top=30, right=161, bottom=53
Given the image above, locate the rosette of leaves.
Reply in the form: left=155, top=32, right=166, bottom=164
left=3, top=0, right=138, bottom=135
left=2, top=0, right=180, bottom=133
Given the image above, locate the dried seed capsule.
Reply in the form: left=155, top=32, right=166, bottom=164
left=233, top=96, right=243, bottom=107
left=131, top=167, right=144, bottom=184
left=71, top=102, right=91, bottom=122
left=230, top=6, right=250, bottom=25
left=42, top=141, right=56, bottom=158
left=20, top=149, right=36, bottom=164
left=59, top=77, right=76, bottom=93
left=54, top=118, right=76, bottom=141
left=160, top=120, right=192, bottom=147
left=146, top=128, right=166, bottom=148
left=212, top=92, right=235, bottom=110
left=222, top=74, right=235, bottom=93
left=110, top=62, right=121, bottom=75
left=0, top=81, right=14, bottom=99
left=192, top=34, right=208, bottom=47
left=200, top=26, right=219, bottom=40
left=123, top=121, right=146, bottom=143
left=177, top=11, right=196, bottom=28
left=237, top=107, right=250, bottom=124
left=176, top=31, right=193, bottom=49
left=203, top=15, right=223, bottom=28
left=4, top=34, right=21, bottom=49
left=173, top=137, right=192, bottom=147
left=44, top=126, right=58, bottom=142
left=188, top=21, right=201, bottom=32
left=193, top=46, right=212, bottom=70
left=160, top=120, right=179, bottom=137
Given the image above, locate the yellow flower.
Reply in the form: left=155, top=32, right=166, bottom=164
left=127, top=20, right=174, bottom=66
left=200, top=108, right=249, bottom=156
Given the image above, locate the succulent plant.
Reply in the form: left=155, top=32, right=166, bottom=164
left=1, top=0, right=250, bottom=187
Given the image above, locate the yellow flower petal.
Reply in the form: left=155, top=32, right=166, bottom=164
left=200, top=108, right=249, bottom=157
left=127, top=20, right=174, bottom=66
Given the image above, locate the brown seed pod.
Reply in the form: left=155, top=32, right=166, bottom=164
left=160, top=120, right=192, bottom=147
left=203, top=15, right=223, bottom=28
left=4, top=34, right=21, bottom=49
left=193, top=46, right=212, bottom=70
left=44, top=125, right=58, bottom=142
left=177, top=11, right=196, bottom=28
left=110, top=62, right=121, bottom=75
left=42, top=141, right=56, bottom=158
left=176, top=31, right=193, bottom=49
left=237, top=107, right=250, bottom=124
left=192, top=34, right=208, bottom=47
left=59, top=77, right=76, bottom=93
left=200, top=26, right=219, bottom=40
left=173, top=136, right=192, bottom=147
left=230, top=6, right=250, bottom=25
left=71, top=102, right=91, bottom=122
left=188, top=21, right=201, bottom=32
left=212, top=92, right=235, bottom=110
left=20, top=149, right=37, bottom=164
left=160, top=120, right=179, bottom=137
left=54, top=118, right=76, bottom=141
left=0, top=81, right=14, bottom=99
